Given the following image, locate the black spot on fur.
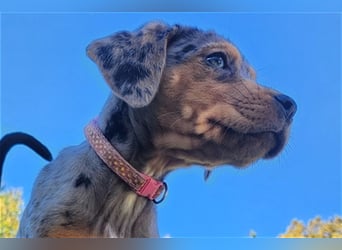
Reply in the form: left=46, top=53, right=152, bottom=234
left=169, top=44, right=197, bottom=64
left=74, top=173, right=92, bottom=189
left=182, top=44, right=196, bottom=53
left=135, top=87, right=142, bottom=98
left=144, top=88, right=152, bottom=97
left=104, top=101, right=129, bottom=143
left=33, top=200, right=40, bottom=208
left=137, top=31, right=143, bottom=37
left=97, top=45, right=114, bottom=70
left=40, top=218, right=48, bottom=224
left=155, top=27, right=170, bottom=41
left=36, top=217, right=51, bottom=237
left=60, top=210, right=74, bottom=227
left=114, top=31, right=132, bottom=44
left=64, top=210, right=72, bottom=219
left=173, top=54, right=183, bottom=62
left=168, top=27, right=201, bottom=46
left=113, top=63, right=151, bottom=90
left=138, top=43, right=153, bottom=62
left=60, top=222, right=73, bottom=227
left=123, top=48, right=137, bottom=58
left=121, top=84, right=134, bottom=96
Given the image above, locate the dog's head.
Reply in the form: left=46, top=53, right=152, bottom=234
left=87, top=22, right=296, bottom=170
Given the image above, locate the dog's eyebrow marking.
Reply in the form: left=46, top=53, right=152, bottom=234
left=182, top=44, right=197, bottom=53
left=74, top=173, right=92, bottom=189
left=168, top=27, right=201, bottom=45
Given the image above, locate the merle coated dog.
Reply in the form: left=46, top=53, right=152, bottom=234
left=2, top=22, right=296, bottom=237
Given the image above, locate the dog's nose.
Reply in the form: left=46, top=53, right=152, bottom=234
left=274, top=94, right=297, bottom=120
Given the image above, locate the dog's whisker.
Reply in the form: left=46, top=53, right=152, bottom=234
left=239, top=79, right=255, bottom=100
left=221, top=95, right=241, bottom=106
left=169, top=117, right=184, bottom=129
left=232, top=84, right=249, bottom=100
left=157, top=111, right=180, bottom=119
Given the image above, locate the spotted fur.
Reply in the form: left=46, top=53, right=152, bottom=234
left=16, top=22, right=296, bottom=238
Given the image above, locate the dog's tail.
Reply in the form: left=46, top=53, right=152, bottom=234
left=0, top=132, right=53, bottom=187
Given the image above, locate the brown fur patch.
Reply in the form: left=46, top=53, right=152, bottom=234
left=142, top=38, right=292, bottom=169
left=47, top=228, right=95, bottom=238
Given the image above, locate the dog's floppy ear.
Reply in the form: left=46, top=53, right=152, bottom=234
left=87, top=22, right=173, bottom=108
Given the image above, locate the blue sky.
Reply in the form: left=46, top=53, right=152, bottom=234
left=1, top=13, right=341, bottom=238
left=1, top=0, right=342, bottom=12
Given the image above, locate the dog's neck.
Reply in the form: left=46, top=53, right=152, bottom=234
left=97, top=96, right=138, bottom=162
left=91, top=95, right=167, bottom=237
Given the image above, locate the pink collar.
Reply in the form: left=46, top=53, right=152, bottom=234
left=84, top=119, right=167, bottom=204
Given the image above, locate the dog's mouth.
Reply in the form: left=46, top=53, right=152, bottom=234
left=262, top=130, right=288, bottom=158
left=208, top=119, right=290, bottom=160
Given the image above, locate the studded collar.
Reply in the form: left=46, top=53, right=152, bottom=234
left=84, top=119, right=167, bottom=204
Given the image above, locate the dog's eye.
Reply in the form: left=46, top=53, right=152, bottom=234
left=206, top=52, right=227, bottom=69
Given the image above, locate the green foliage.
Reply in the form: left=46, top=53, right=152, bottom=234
left=1, top=187, right=341, bottom=239
left=0, top=189, right=23, bottom=238
left=279, top=216, right=342, bottom=238
left=249, top=229, right=257, bottom=238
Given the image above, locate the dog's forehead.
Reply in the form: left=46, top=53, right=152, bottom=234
left=167, top=25, right=243, bottom=63
left=168, top=26, right=228, bottom=50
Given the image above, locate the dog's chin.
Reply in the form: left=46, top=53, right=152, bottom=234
left=208, top=124, right=291, bottom=167
left=262, top=129, right=289, bottom=159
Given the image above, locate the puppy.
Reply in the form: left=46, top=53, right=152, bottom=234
left=15, top=22, right=296, bottom=238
